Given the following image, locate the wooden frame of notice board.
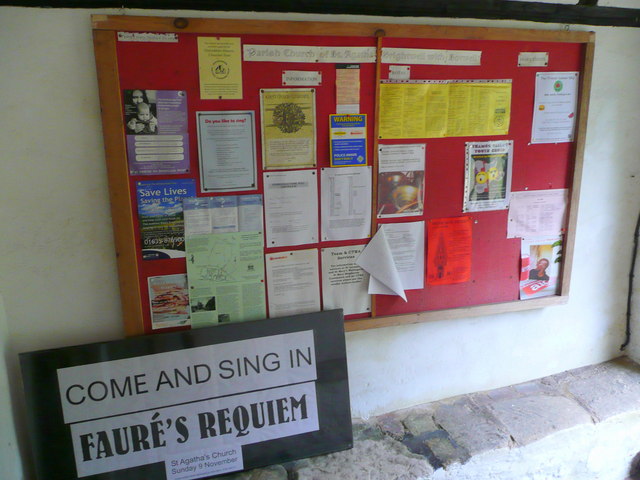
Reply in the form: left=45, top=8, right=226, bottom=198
left=92, top=15, right=594, bottom=336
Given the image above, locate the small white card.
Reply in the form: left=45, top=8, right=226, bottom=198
left=518, top=52, right=549, bottom=67
left=118, top=32, right=178, bottom=43
left=282, top=70, right=322, bottom=86
left=389, top=65, right=410, bottom=80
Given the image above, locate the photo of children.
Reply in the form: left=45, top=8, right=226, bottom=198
left=124, top=89, right=158, bottom=135
left=519, top=237, right=562, bottom=299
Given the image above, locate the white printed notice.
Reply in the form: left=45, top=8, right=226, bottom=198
left=183, top=195, right=263, bottom=236
left=321, top=246, right=370, bottom=315
left=196, top=111, right=257, bottom=192
left=56, top=331, right=319, bottom=478
left=320, top=166, right=372, bottom=241
left=531, top=72, right=579, bottom=144
left=264, top=170, right=318, bottom=247
left=356, top=222, right=425, bottom=301
left=507, top=189, right=568, bottom=238
left=266, top=249, right=321, bottom=318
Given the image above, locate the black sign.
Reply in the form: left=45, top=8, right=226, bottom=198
left=20, top=310, right=352, bottom=480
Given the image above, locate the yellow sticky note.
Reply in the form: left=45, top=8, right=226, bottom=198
left=197, top=37, right=243, bottom=100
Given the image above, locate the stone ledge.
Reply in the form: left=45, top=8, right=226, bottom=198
left=220, top=357, right=640, bottom=480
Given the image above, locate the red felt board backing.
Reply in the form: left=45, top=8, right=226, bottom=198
left=93, top=16, right=594, bottom=334
left=116, top=32, right=378, bottom=332
left=374, top=37, right=584, bottom=317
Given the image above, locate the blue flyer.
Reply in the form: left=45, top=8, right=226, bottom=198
left=135, top=179, right=196, bottom=260
left=329, top=114, right=367, bottom=167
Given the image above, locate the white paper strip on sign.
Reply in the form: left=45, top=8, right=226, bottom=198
left=57, top=330, right=317, bottom=424
left=71, top=382, right=319, bottom=477
left=381, top=48, right=481, bottom=66
left=244, top=45, right=376, bottom=63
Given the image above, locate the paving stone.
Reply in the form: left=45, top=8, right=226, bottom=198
left=352, top=420, right=385, bottom=442
left=402, top=410, right=439, bottom=437
left=471, top=390, right=516, bottom=410
left=424, top=433, right=470, bottom=468
left=562, top=359, right=640, bottom=421
left=377, top=412, right=406, bottom=440
left=484, top=386, right=518, bottom=402
left=433, top=396, right=511, bottom=455
left=540, top=370, right=574, bottom=388
left=486, top=394, right=593, bottom=446
left=292, top=436, right=433, bottom=480
left=512, top=380, right=547, bottom=396
left=401, top=432, right=440, bottom=466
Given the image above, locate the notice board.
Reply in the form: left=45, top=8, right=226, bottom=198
left=92, top=15, right=594, bottom=335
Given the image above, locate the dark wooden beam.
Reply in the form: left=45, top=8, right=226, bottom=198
left=4, top=0, right=640, bottom=27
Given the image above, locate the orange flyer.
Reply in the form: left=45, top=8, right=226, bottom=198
left=427, top=216, right=472, bottom=285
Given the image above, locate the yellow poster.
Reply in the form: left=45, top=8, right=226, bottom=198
left=379, top=81, right=510, bottom=139
left=424, top=83, right=450, bottom=137
left=197, top=37, right=243, bottom=100
left=378, top=84, right=404, bottom=139
left=260, top=88, right=316, bottom=169
left=447, top=83, right=511, bottom=137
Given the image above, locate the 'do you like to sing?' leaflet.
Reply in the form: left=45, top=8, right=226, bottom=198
left=20, top=312, right=352, bottom=480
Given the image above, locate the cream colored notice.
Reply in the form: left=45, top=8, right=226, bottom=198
left=260, top=89, right=316, bottom=168
left=198, top=37, right=243, bottom=99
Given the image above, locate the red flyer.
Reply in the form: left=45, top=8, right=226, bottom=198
left=427, top=216, right=473, bottom=285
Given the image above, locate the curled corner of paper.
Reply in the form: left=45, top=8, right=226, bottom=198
left=356, top=228, right=407, bottom=301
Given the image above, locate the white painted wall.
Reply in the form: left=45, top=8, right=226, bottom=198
left=1, top=6, right=639, bottom=479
